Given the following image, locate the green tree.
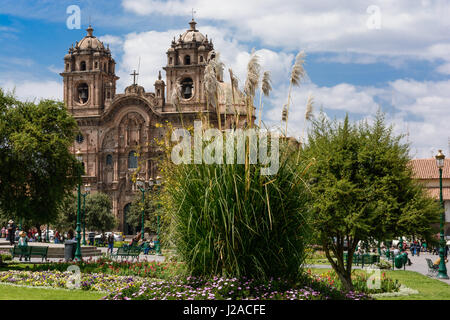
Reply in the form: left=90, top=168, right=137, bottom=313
left=0, top=89, right=81, bottom=230
left=84, top=193, right=117, bottom=232
left=127, top=191, right=165, bottom=236
left=54, top=194, right=77, bottom=232
left=303, top=112, right=439, bottom=290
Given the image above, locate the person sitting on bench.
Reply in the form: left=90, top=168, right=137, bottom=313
left=434, top=257, right=448, bottom=269
left=18, top=231, right=28, bottom=261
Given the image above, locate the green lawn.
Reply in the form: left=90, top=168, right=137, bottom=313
left=309, top=268, right=450, bottom=300
left=380, top=270, right=450, bottom=300
left=0, top=284, right=104, bottom=300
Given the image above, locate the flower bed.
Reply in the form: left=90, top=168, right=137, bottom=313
left=0, top=270, right=142, bottom=293
left=0, top=262, right=402, bottom=300
left=104, top=276, right=370, bottom=300
left=27, top=257, right=184, bottom=279
left=0, top=270, right=370, bottom=300
left=309, top=269, right=401, bottom=294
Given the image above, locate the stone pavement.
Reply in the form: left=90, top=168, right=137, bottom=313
left=11, top=252, right=166, bottom=264
left=402, top=252, right=450, bottom=285
left=2, top=243, right=166, bottom=263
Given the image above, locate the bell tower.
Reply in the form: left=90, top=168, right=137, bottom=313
left=61, top=25, right=119, bottom=117
left=163, top=19, right=214, bottom=108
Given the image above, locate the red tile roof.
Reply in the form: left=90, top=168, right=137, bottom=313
left=409, top=159, right=450, bottom=179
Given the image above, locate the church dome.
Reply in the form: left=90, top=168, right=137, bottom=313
left=180, top=19, right=206, bottom=43
left=125, top=84, right=145, bottom=95
left=76, top=26, right=105, bottom=51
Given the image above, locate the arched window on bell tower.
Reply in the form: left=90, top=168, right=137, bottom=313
left=181, top=77, right=193, bottom=99
left=77, top=83, right=89, bottom=104
left=184, top=55, right=191, bottom=65
left=80, top=61, right=86, bottom=71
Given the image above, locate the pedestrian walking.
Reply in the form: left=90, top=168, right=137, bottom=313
left=107, top=233, right=114, bottom=255
left=55, top=230, right=60, bottom=243
left=7, top=220, right=16, bottom=245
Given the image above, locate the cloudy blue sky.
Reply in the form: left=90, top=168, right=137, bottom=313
left=1, top=0, right=450, bottom=158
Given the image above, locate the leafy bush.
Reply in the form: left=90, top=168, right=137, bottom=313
left=0, top=253, right=12, bottom=262
left=374, top=260, right=392, bottom=270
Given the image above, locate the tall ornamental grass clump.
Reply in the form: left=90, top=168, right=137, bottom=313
left=162, top=138, right=312, bottom=280
left=157, top=50, right=313, bottom=280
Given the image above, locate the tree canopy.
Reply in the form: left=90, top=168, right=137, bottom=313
left=302, top=112, right=440, bottom=290
left=126, top=191, right=163, bottom=235
left=0, top=89, right=81, bottom=226
left=84, top=192, right=117, bottom=233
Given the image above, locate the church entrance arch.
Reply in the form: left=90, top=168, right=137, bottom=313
left=123, top=203, right=134, bottom=235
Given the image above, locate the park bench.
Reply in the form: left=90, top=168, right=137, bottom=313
left=127, top=246, right=141, bottom=261
left=10, top=246, right=32, bottom=261
left=112, top=246, right=141, bottom=261
left=426, top=258, right=438, bottom=277
left=112, top=247, right=129, bottom=261
left=10, top=246, right=49, bottom=262
left=29, top=246, right=48, bottom=261
left=349, top=253, right=380, bottom=267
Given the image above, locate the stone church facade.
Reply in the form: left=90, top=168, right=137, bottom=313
left=61, top=20, right=250, bottom=234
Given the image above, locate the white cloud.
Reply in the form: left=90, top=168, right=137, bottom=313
left=99, top=34, right=124, bottom=54
left=116, top=24, right=294, bottom=94
left=47, top=65, right=61, bottom=74
left=436, top=62, right=450, bottom=75
left=121, top=0, right=450, bottom=64
left=0, top=79, right=62, bottom=102
left=257, top=77, right=450, bottom=158
left=116, top=28, right=184, bottom=92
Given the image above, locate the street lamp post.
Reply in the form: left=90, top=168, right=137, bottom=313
left=134, top=175, right=163, bottom=254
left=155, top=176, right=163, bottom=256
left=81, top=183, right=91, bottom=245
left=136, top=177, right=146, bottom=241
left=74, top=149, right=83, bottom=262
left=436, top=150, right=449, bottom=279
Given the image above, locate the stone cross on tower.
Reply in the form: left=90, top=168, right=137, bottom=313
left=130, top=70, right=139, bottom=85
left=192, top=8, right=196, bottom=20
